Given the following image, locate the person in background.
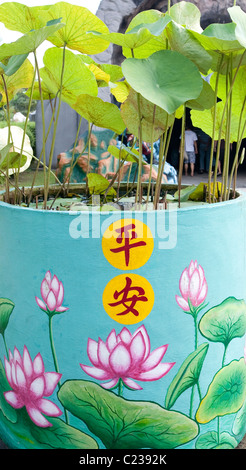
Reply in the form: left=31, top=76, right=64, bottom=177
left=196, top=129, right=211, bottom=174
left=180, top=127, right=198, bottom=176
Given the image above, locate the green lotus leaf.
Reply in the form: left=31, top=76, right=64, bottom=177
left=45, top=2, right=109, bottom=54
left=169, top=1, right=203, bottom=33
left=165, top=20, right=212, bottom=74
left=0, top=58, right=34, bottom=105
left=122, top=50, right=203, bottom=114
left=165, top=343, right=209, bottom=410
left=0, top=22, right=65, bottom=62
left=0, top=358, right=17, bottom=423
left=228, top=6, right=246, bottom=49
left=191, top=22, right=243, bottom=54
left=186, top=79, right=215, bottom=111
left=0, top=53, right=29, bottom=77
left=196, top=359, right=246, bottom=423
left=40, top=47, right=98, bottom=105
left=0, top=152, right=27, bottom=172
left=0, top=298, right=15, bottom=336
left=0, top=2, right=50, bottom=33
left=87, top=173, right=116, bottom=197
left=122, top=10, right=167, bottom=58
left=195, top=431, right=238, bottom=449
left=72, top=94, right=125, bottom=135
left=58, top=379, right=199, bottom=449
left=199, top=297, right=246, bottom=346
left=108, top=143, right=146, bottom=164
left=120, top=87, right=175, bottom=142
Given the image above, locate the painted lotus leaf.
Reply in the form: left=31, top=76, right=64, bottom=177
left=199, top=297, right=246, bottom=345
left=165, top=343, right=209, bottom=410
left=169, top=1, right=203, bottom=33
left=122, top=50, right=203, bottom=115
left=46, top=2, right=109, bottom=54
left=0, top=59, right=34, bottom=105
left=0, top=2, right=50, bottom=33
left=40, top=48, right=98, bottom=105
left=0, top=358, right=17, bottom=424
left=228, top=6, right=246, bottom=48
left=195, top=431, right=238, bottom=449
left=58, top=380, right=199, bottom=449
left=166, top=21, right=212, bottom=75
left=196, top=359, right=246, bottom=423
left=72, top=95, right=125, bottom=135
left=120, top=88, right=175, bottom=142
left=122, top=10, right=167, bottom=59
left=232, top=399, right=246, bottom=436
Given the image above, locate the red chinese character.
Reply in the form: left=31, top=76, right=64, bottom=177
left=110, top=223, right=146, bottom=267
left=108, top=276, right=148, bottom=316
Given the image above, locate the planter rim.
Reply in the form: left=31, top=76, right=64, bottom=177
left=0, top=189, right=245, bottom=216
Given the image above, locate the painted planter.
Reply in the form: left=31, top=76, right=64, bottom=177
left=0, top=192, right=246, bottom=450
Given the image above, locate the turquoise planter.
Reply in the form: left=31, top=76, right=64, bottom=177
left=0, top=192, right=246, bottom=449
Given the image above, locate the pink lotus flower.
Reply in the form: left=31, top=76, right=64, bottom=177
left=35, top=270, right=68, bottom=314
left=176, top=260, right=208, bottom=312
left=4, top=346, right=62, bottom=427
left=80, top=325, right=175, bottom=391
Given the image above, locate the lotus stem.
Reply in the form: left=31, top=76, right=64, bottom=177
left=146, top=105, right=156, bottom=207
left=178, top=106, right=186, bottom=208
left=136, top=93, right=143, bottom=206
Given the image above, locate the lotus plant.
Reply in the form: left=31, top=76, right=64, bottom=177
left=80, top=325, right=175, bottom=395
left=4, top=346, right=62, bottom=427
left=176, top=260, right=208, bottom=313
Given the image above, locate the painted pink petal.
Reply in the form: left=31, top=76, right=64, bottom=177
left=23, top=346, right=33, bottom=380
left=106, top=329, right=117, bottom=352
left=197, top=279, right=208, bottom=304
left=133, top=325, right=150, bottom=360
left=101, top=378, right=119, bottom=389
left=16, top=363, right=27, bottom=389
left=87, top=338, right=100, bottom=367
left=30, top=376, right=45, bottom=400
left=141, top=345, right=168, bottom=372
left=98, top=339, right=111, bottom=370
left=188, top=260, right=197, bottom=277
left=33, top=353, right=45, bottom=376
left=11, top=362, right=17, bottom=388
left=13, top=347, right=22, bottom=367
left=43, top=372, right=62, bottom=396
left=119, top=327, right=132, bottom=345
left=37, top=398, right=62, bottom=417
left=50, top=275, right=60, bottom=298
left=4, top=357, right=12, bottom=387
left=45, top=271, right=52, bottom=287
left=46, top=291, right=57, bottom=311
left=56, top=283, right=64, bottom=307
left=175, top=295, right=189, bottom=311
left=109, top=344, right=131, bottom=375
left=35, top=296, right=47, bottom=311
left=179, top=269, right=190, bottom=300
left=123, top=377, right=143, bottom=390
left=189, top=270, right=201, bottom=305
left=129, top=332, right=146, bottom=365
left=55, top=306, right=69, bottom=312
left=26, top=405, right=52, bottom=428
left=4, top=391, right=24, bottom=409
left=41, top=279, right=50, bottom=302
left=80, top=364, right=113, bottom=380
left=134, top=362, right=175, bottom=381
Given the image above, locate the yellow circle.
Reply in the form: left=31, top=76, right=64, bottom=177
left=102, top=273, right=155, bottom=325
left=102, top=218, right=154, bottom=270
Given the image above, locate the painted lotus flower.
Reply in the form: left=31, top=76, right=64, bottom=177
left=35, top=270, right=68, bottom=314
left=80, top=325, right=175, bottom=391
left=4, top=346, right=62, bottom=427
left=176, top=260, right=208, bottom=312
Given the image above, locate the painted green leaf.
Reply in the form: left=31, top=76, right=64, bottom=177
left=87, top=173, right=116, bottom=197
left=0, top=360, right=17, bottom=424
left=122, top=10, right=167, bottom=59
left=196, top=359, right=246, bottom=423
left=169, top=1, right=203, bottom=33
left=108, top=144, right=146, bottom=164
left=120, top=87, right=175, bottom=142
left=199, top=297, right=246, bottom=346
left=0, top=59, right=34, bottom=105
left=122, top=50, right=203, bottom=114
left=228, top=6, right=246, bottom=49
left=0, top=299, right=15, bottom=335
left=0, top=22, right=65, bottom=62
left=72, top=95, right=125, bottom=135
left=232, top=399, right=246, bottom=436
left=166, top=21, right=212, bottom=75
left=40, top=48, right=98, bottom=105
left=58, top=379, right=198, bottom=449
left=0, top=2, right=51, bottom=33
left=195, top=431, right=238, bottom=449
left=46, top=2, right=109, bottom=54
left=165, top=343, right=209, bottom=410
